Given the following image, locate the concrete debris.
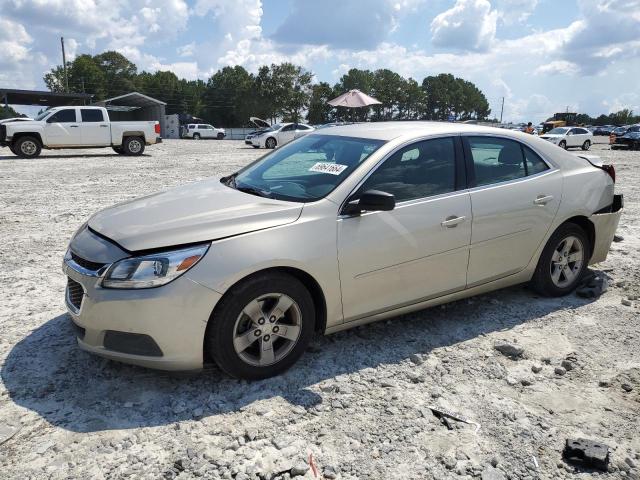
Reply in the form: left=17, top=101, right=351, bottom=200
left=563, top=438, right=610, bottom=471
left=493, top=341, right=524, bottom=359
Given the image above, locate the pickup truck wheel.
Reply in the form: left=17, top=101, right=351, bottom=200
left=14, top=136, right=42, bottom=158
left=217, top=133, right=224, bottom=140
left=112, top=146, right=125, bottom=154
left=193, top=133, right=201, bottom=140
left=123, top=136, right=145, bottom=155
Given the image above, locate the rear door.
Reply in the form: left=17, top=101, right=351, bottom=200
left=463, top=136, right=562, bottom=286
left=80, top=108, right=110, bottom=145
left=43, top=108, right=81, bottom=146
left=337, top=136, right=472, bottom=321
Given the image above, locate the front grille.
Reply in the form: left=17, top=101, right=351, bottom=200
left=71, top=252, right=106, bottom=271
left=66, top=277, right=84, bottom=311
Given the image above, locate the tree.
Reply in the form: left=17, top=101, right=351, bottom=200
left=0, top=105, right=26, bottom=120
left=205, top=66, right=256, bottom=126
left=371, top=69, right=405, bottom=121
left=307, top=82, right=335, bottom=124
left=254, top=63, right=313, bottom=122
left=421, top=74, right=490, bottom=121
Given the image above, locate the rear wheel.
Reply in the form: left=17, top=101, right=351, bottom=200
left=265, top=137, right=277, bottom=149
left=123, top=136, right=145, bottom=155
left=558, top=140, right=567, bottom=149
left=581, top=140, right=591, bottom=151
left=14, top=136, right=42, bottom=158
left=217, top=132, right=224, bottom=140
left=205, top=272, right=315, bottom=380
left=193, top=133, right=201, bottom=140
left=531, top=223, right=590, bottom=297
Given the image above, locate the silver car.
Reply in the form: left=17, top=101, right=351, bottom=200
left=63, top=122, right=622, bottom=379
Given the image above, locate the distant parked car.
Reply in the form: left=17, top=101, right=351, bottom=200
left=539, top=127, right=592, bottom=150
left=611, top=125, right=640, bottom=150
left=248, top=122, right=315, bottom=149
left=593, top=126, right=614, bottom=136
left=245, top=117, right=272, bottom=145
left=183, top=123, right=225, bottom=140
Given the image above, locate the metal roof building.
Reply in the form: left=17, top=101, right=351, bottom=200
left=0, top=88, right=93, bottom=107
left=93, top=92, right=168, bottom=137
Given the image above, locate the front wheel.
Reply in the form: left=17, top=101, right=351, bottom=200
left=112, top=146, right=125, bottom=154
left=217, top=133, right=224, bottom=140
left=531, top=223, right=590, bottom=297
left=558, top=140, right=567, bottom=150
left=581, top=140, right=591, bottom=151
left=14, top=136, right=42, bottom=158
left=205, top=272, right=315, bottom=380
left=123, top=136, right=145, bottom=155
left=193, top=133, right=200, bottom=140
left=265, top=137, right=277, bottom=149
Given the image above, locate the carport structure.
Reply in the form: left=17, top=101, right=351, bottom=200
left=93, top=92, right=168, bottom=137
left=0, top=88, right=93, bottom=108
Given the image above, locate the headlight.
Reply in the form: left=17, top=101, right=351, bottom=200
left=102, top=244, right=209, bottom=289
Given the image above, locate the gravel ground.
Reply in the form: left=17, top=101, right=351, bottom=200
left=0, top=138, right=638, bottom=480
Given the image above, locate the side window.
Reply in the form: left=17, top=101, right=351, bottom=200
left=47, top=109, right=76, bottom=123
left=206, top=125, right=214, bottom=130
left=80, top=109, right=104, bottom=122
left=359, top=137, right=456, bottom=202
left=467, top=137, right=525, bottom=186
left=198, top=125, right=207, bottom=130
left=281, top=124, right=296, bottom=132
left=523, top=145, right=549, bottom=176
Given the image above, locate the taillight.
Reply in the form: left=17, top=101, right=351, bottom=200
left=601, top=164, right=615, bottom=183
left=155, top=123, right=161, bottom=134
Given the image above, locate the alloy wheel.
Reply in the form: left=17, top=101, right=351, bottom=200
left=128, top=139, right=142, bottom=153
left=550, top=235, right=584, bottom=288
left=233, top=293, right=302, bottom=367
left=266, top=138, right=276, bottom=149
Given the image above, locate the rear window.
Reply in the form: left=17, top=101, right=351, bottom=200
left=81, top=109, right=104, bottom=122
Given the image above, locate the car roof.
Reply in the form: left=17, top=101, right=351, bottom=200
left=307, top=121, right=538, bottom=141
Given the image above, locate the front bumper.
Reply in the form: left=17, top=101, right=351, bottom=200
left=63, top=255, right=221, bottom=371
left=589, top=194, right=623, bottom=264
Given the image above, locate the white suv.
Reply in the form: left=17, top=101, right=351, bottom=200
left=183, top=124, right=226, bottom=140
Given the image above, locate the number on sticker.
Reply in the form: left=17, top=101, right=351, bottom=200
left=309, top=162, right=348, bottom=175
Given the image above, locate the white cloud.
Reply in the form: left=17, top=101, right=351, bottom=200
left=535, top=60, right=577, bottom=76
left=177, top=42, right=196, bottom=58
left=495, top=0, right=539, bottom=25
left=430, top=0, right=498, bottom=52
left=0, top=18, right=32, bottom=67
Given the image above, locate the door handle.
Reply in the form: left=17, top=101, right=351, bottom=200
left=69, top=125, right=79, bottom=128
left=533, top=195, right=553, bottom=206
left=441, top=215, right=466, bottom=228
left=99, top=124, right=108, bottom=128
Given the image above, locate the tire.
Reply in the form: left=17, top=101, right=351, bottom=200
left=581, top=140, right=591, bottom=151
left=558, top=140, right=567, bottom=150
left=252, top=145, right=260, bottom=149
left=531, top=223, right=590, bottom=297
left=205, top=272, right=315, bottom=380
left=112, top=146, right=125, bottom=154
left=122, top=136, right=145, bottom=156
left=217, top=133, right=224, bottom=140
left=9, top=145, right=18, bottom=155
left=265, top=137, right=277, bottom=149
left=193, top=133, right=201, bottom=140
left=14, top=136, right=42, bottom=158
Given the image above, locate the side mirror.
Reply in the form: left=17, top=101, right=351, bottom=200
left=343, top=189, right=395, bottom=215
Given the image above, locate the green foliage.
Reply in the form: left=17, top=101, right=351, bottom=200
left=44, top=52, right=495, bottom=127
left=0, top=105, right=26, bottom=120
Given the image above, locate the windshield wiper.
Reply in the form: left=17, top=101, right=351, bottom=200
left=236, top=185, right=272, bottom=198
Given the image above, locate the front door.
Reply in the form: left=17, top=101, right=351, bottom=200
left=464, top=136, right=562, bottom=286
left=337, top=136, right=472, bottom=322
left=80, top=108, right=110, bottom=145
left=43, top=108, right=81, bottom=146
left=278, top=124, right=296, bottom=145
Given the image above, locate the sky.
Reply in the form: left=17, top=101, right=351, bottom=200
left=1, top=0, right=639, bottom=122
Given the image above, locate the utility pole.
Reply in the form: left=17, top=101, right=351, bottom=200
left=499, top=97, right=504, bottom=124
left=61, top=37, right=69, bottom=93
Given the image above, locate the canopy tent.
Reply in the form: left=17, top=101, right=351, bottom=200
left=327, top=89, right=381, bottom=108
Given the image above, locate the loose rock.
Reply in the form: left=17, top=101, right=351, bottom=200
left=494, top=342, right=524, bottom=359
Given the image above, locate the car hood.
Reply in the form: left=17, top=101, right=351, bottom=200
left=88, top=178, right=303, bottom=252
left=4, top=120, right=41, bottom=128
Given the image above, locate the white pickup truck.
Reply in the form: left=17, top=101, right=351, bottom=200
left=0, top=106, right=161, bottom=158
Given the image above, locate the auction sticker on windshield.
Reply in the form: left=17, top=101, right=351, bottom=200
left=309, top=162, right=348, bottom=175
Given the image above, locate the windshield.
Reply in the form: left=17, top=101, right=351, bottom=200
left=34, top=109, right=53, bottom=121
left=613, top=127, right=627, bottom=134
left=548, top=127, right=569, bottom=135
left=627, top=126, right=640, bottom=133
left=228, top=134, right=386, bottom=202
